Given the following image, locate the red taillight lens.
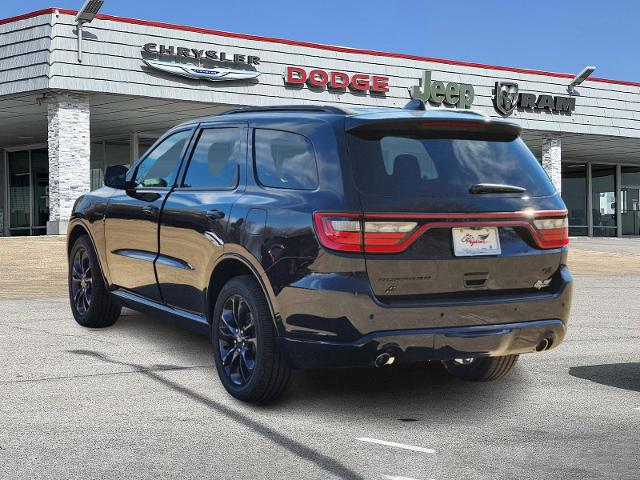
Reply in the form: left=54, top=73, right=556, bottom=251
left=314, top=211, right=569, bottom=253
left=363, top=221, right=418, bottom=252
left=313, top=213, right=362, bottom=252
left=313, top=213, right=419, bottom=253
left=532, top=217, right=569, bottom=248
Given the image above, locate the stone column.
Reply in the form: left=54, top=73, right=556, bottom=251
left=47, top=93, right=90, bottom=235
left=541, top=134, right=562, bottom=194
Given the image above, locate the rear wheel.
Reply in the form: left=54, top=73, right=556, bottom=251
left=211, top=276, right=293, bottom=404
left=68, top=235, right=121, bottom=328
left=442, top=354, right=519, bottom=381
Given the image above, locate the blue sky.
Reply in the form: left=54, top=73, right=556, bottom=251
left=4, top=0, right=639, bottom=82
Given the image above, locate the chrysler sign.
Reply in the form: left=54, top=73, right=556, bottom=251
left=142, top=43, right=261, bottom=82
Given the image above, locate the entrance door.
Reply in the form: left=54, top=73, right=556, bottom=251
left=621, top=187, right=640, bottom=236
left=7, top=149, right=49, bottom=236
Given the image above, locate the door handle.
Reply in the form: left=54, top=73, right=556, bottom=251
left=206, top=209, right=225, bottom=221
left=142, top=205, right=157, bottom=216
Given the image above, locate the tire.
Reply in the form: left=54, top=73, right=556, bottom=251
left=211, top=275, right=293, bottom=404
left=68, top=235, right=121, bottom=328
left=442, top=354, right=519, bottom=382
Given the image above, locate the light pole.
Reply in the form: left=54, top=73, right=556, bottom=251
left=568, top=66, right=596, bottom=95
left=75, top=0, right=105, bottom=63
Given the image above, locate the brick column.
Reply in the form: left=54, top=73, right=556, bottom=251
left=542, top=134, right=562, bottom=194
left=47, top=93, right=90, bottom=235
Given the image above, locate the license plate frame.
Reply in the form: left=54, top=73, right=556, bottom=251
left=452, top=227, right=501, bottom=257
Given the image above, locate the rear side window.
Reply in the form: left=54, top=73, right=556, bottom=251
left=348, top=133, right=555, bottom=198
left=182, top=128, right=241, bottom=189
left=254, top=129, right=318, bottom=190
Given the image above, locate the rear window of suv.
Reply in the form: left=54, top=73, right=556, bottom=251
left=348, top=132, right=555, bottom=198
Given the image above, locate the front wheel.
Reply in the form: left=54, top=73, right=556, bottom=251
left=211, top=276, right=293, bottom=404
left=442, top=354, right=519, bottom=381
left=68, top=235, right=121, bottom=328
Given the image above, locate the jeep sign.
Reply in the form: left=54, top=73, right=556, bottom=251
left=410, top=71, right=474, bottom=109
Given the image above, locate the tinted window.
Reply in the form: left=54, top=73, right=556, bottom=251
left=254, top=129, right=318, bottom=190
left=348, top=133, right=554, bottom=198
left=134, top=130, right=191, bottom=188
left=183, top=128, right=241, bottom=189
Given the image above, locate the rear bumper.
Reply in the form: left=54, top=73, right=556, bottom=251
left=273, top=265, right=572, bottom=369
left=280, top=319, right=565, bottom=369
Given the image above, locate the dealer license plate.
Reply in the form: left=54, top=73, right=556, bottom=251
left=452, top=227, right=501, bottom=256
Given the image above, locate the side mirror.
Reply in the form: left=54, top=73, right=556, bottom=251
left=104, top=165, right=129, bottom=190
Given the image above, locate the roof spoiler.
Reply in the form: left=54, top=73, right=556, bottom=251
left=346, top=115, right=522, bottom=138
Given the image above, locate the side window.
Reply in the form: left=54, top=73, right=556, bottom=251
left=254, top=129, right=318, bottom=190
left=134, top=130, right=191, bottom=188
left=182, top=128, right=241, bottom=189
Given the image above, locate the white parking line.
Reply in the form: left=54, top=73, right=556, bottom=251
left=634, top=407, right=640, bottom=411
left=384, top=475, right=428, bottom=480
left=356, top=437, right=436, bottom=454
left=384, top=476, right=435, bottom=480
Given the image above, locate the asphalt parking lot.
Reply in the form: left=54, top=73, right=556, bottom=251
left=0, top=239, right=638, bottom=480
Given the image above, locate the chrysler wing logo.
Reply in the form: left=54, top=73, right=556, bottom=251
left=143, top=59, right=260, bottom=82
left=494, top=81, right=519, bottom=115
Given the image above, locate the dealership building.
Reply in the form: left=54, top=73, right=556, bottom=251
left=1, top=7, right=640, bottom=236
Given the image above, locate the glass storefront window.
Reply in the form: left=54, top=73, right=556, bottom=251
left=561, top=163, right=588, bottom=236
left=8, top=151, right=31, bottom=235
left=621, top=166, right=640, bottom=236
left=105, top=140, right=130, bottom=168
left=591, top=164, right=617, bottom=237
left=90, top=139, right=130, bottom=190
left=31, top=149, right=49, bottom=234
left=6, top=149, right=49, bottom=236
left=90, top=141, right=105, bottom=191
left=88, top=137, right=160, bottom=191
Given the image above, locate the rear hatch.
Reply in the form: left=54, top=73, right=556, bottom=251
left=315, top=113, right=568, bottom=302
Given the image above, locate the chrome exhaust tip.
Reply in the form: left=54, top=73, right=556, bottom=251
left=374, top=353, right=395, bottom=367
left=535, top=337, right=553, bottom=352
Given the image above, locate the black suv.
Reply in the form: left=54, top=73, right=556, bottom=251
left=67, top=104, right=572, bottom=403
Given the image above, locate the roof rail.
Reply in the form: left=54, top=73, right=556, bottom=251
left=220, top=105, right=350, bottom=116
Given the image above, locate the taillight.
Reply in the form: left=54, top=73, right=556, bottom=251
left=363, top=221, right=418, bottom=252
left=313, top=213, right=362, bottom=252
left=313, top=213, right=418, bottom=253
left=532, top=217, right=569, bottom=248
left=314, top=211, right=569, bottom=253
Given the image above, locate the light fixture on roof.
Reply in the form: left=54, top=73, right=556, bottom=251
left=568, top=66, right=596, bottom=94
left=75, top=0, right=105, bottom=63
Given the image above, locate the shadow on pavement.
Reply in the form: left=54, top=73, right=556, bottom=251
left=107, top=313, right=530, bottom=419
left=66, top=348, right=365, bottom=480
left=280, top=362, right=528, bottom=419
left=569, top=362, right=640, bottom=392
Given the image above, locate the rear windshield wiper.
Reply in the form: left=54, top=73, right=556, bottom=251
left=469, top=183, right=526, bottom=194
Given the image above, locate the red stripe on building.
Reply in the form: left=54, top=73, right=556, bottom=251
left=2, top=7, right=639, bottom=88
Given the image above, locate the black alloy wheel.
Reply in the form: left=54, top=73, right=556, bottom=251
left=211, top=275, right=293, bottom=403
left=68, top=235, right=121, bottom=328
left=70, top=246, right=93, bottom=316
left=218, top=294, right=258, bottom=386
